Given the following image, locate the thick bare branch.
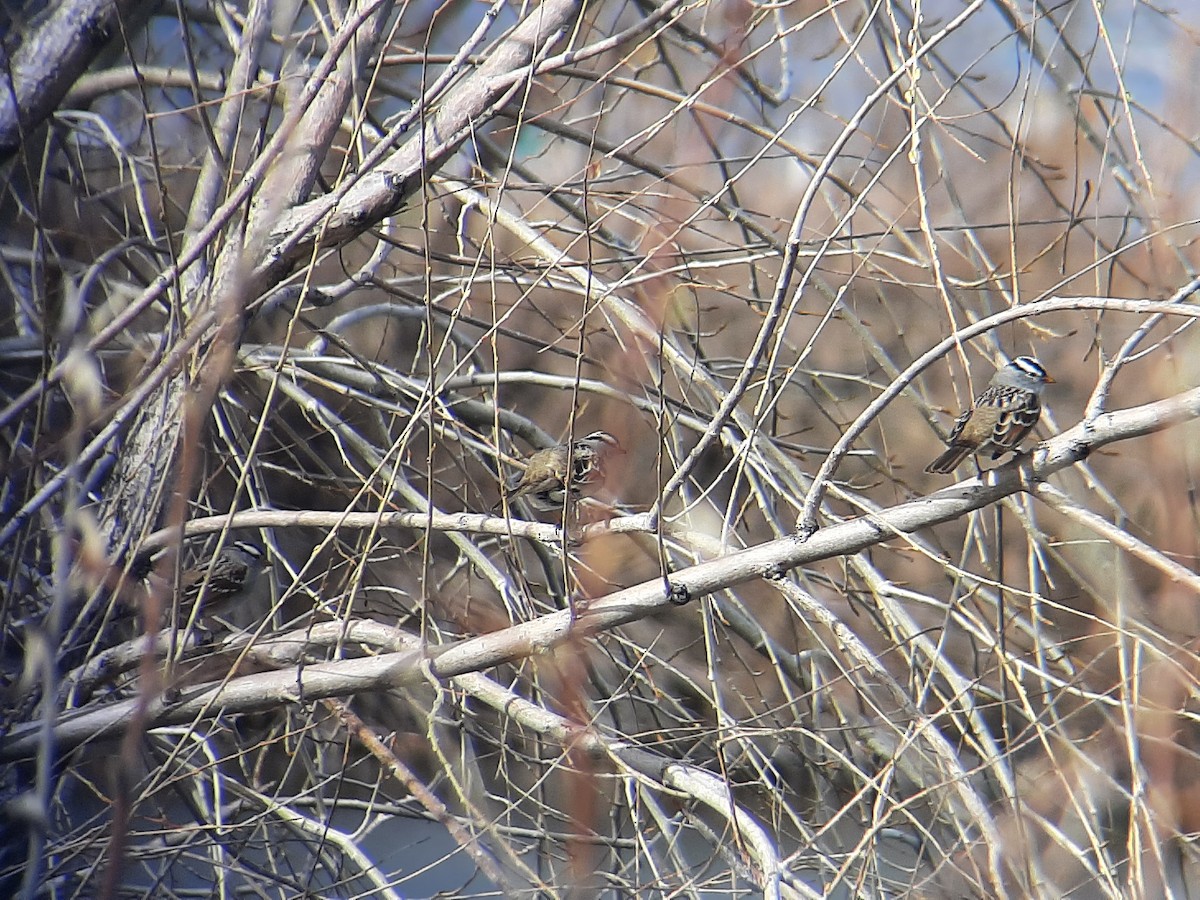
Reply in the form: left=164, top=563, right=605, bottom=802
left=249, top=0, right=584, bottom=297
left=0, top=0, right=140, bottom=155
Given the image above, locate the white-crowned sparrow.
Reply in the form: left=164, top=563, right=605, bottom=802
left=925, top=355, right=1054, bottom=474
left=496, top=430, right=625, bottom=510
left=148, top=540, right=267, bottom=618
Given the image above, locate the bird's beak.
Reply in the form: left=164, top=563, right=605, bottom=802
left=1044, top=375, right=1056, bottom=384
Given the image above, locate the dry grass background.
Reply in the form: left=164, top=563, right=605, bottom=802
left=2, top=0, right=1200, bottom=897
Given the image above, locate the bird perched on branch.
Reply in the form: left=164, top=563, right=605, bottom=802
left=925, top=356, right=1053, bottom=474
left=138, top=541, right=267, bottom=619
left=177, top=541, right=267, bottom=615
left=496, top=430, right=625, bottom=510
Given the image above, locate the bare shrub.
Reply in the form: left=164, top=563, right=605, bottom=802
left=3, top=1, right=1200, bottom=897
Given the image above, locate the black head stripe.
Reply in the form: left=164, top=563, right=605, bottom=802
left=581, top=431, right=617, bottom=447
left=1010, top=356, right=1047, bottom=379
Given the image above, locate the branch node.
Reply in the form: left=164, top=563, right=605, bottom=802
left=664, top=579, right=691, bottom=606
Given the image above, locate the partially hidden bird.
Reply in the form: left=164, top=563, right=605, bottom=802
left=140, top=540, right=268, bottom=619
left=496, top=430, right=625, bottom=510
left=925, top=356, right=1053, bottom=475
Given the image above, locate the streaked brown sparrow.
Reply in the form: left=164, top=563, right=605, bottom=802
left=496, top=430, right=625, bottom=510
left=925, top=355, right=1053, bottom=474
left=142, top=541, right=267, bottom=618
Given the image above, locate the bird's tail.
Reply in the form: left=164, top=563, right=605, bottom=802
left=924, top=445, right=972, bottom=474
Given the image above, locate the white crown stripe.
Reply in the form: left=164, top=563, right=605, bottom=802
left=1009, top=356, right=1048, bottom=378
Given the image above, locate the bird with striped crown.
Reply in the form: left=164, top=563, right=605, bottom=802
left=926, top=356, right=1054, bottom=474
left=496, top=431, right=625, bottom=510
left=175, top=541, right=267, bottom=615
